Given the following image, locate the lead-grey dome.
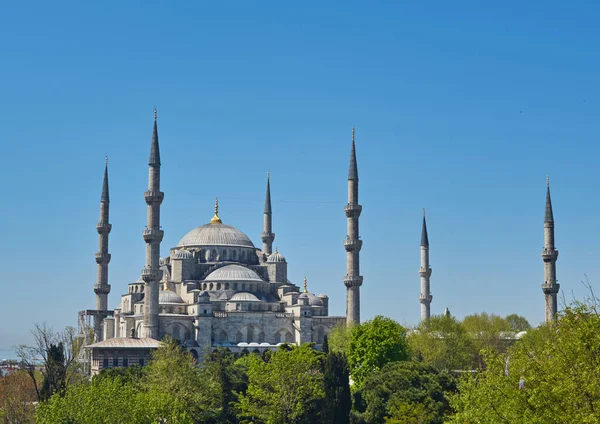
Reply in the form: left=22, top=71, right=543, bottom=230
left=173, top=248, right=193, bottom=259
left=159, top=289, right=185, bottom=304
left=178, top=223, right=255, bottom=248
left=230, top=292, right=260, bottom=302
left=204, top=264, right=263, bottom=282
left=267, top=250, right=286, bottom=263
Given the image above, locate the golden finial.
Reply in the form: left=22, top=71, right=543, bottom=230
left=154, top=107, right=157, bottom=122
left=267, top=170, right=270, bottom=181
left=105, top=156, right=108, bottom=166
left=303, top=276, right=308, bottom=293
left=546, top=175, right=550, bottom=187
left=164, top=272, right=169, bottom=291
left=423, top=208, right=426, bottom=217
left=275, top=246, right=279, bottom=254
left=352, top=126, right=355, bottom=143
left=210, top=197, right=222, bottom=224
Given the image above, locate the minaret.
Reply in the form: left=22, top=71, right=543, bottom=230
left=344, top=127, right=363, bottom=326
left=418, top=209, right=432, bottom=321
left=541, top=176, right=559, bottom=323
left=141, top=108, right=164, bottom=339
left=261, top=172, right=275, bottom=255
left=93, top=157, right=112, bottom=341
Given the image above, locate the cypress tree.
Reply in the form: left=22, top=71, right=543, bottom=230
left=323, top=351, right=351, bottom=424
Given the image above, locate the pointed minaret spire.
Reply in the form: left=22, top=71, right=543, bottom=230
left=344, top=126, right=363, bottom=326
left=149, top=107, right=161, bottom=166
left=419, top=209, right=432, bottom=321
left=261, top=171, right=275, bottom=255
left=142, top=108, right=165, bottom=340
left=94, top=158, right=112, bottom=341
left=542, top=176, right=559, bottom=323
left=101, top=156, right=109, bottom=202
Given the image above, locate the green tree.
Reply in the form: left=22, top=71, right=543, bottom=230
left=462, top=313, right=511, bottom=368
left=348, top=316, right=409, bottom=388
left=408, top=315, right=476, bottom=371
left=450, top=302, right=600, bottom=423
left=505, top=313, right=532, bottom=332
left=323, top=351, right=351, bottom=424
left=356, top=361, right=455, bottom=424
left=40, top=342, right=67, bottom=400
left=237, top=344, right=325, bottom=423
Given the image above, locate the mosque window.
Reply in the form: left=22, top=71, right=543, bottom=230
left=123, top=358, right=128, bottom=367
left=173, top=326, right=181, bottom=340
left=210, top=283, right=214, bottom=290
left=212, top=249, right=217, bottom=261
left=103, top=358, right=109, bottom=369
left=222, top=250, right=227, bottom=260
left=233, top=250, right=237, bottom=260
left=112, top=358, right=118, bottom=367
left=236, top=331, right=243, bottom=343
left=217, top=283, right=222, bottom=290
left=225, top=283, right=230, bottom=290
left=205, top=250, right=211, bottom=262
left=241, top=284, right=245, bottom=291
left=258, top=332, right=265, bottom=343
left=233, top=283, right=238, bottom=290
left=139, top=358, right=144, bottom=366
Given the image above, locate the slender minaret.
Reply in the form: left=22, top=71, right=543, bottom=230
left=93, top=157, right=112, bottom=341
left=141, top=108, right=164, bottom=339
left=418, top=209, right=432, bottom=321
left=344, top=127, right=363, bottom=326
left=261, top=172, right=275, bottom=255
left=541, top=176, right=559, bottom=323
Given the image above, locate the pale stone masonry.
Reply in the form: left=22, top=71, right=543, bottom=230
left=419, top=210, right=432, bottom=321
left=93, top=159, right=111, bottom=341
left=344, top=127, right=363, bottom=326
left=142, top=108, right=164, bottom=340
left=542, top=177, right=559, bottom=323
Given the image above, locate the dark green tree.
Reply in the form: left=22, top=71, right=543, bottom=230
left=322, top=335, right=330, bottom=354
left=505, top=313, right=532, bottom=332
left=40, top=343, right=66, bottom=401
left=323, top=351, right=351, bottom=424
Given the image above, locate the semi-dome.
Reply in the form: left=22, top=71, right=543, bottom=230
left=299, top=292, right=323, bottom=307
left=230, top=292, right=260, bottom=302
left=178, top=223, right=255, bottom=248
left=159, top=289, right=185, bottom=304
left=204, top=264, right=263, bottom=282
left=173, top=248, right=193, bottom=259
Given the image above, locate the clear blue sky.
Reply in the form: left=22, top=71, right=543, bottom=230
left=2, top=1, right=600, bottom=347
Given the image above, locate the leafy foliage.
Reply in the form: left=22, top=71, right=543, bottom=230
left=347, top=316, right=409, bottom=388
left=323, top=351, right=351, bottom=424
left=237, top=344, right=325, bottom=423
left=450, top=302, right=600, bottom=423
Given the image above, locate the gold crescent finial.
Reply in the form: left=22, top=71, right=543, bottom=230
left=423, top=208, right=426, bottom=217
left=164, top=272, right=169, bottom=291
left=267, top=170, right=270, bottom=180
left=352, top=126, right=355, bottom=142
left=546, top=175, right=549, bottom=187
left=303, top=276, right=308, bottom=293
left=105, top=156, right=108, bottom=166
left=154, top=107, right=157, bottom=122
left=210, top=197, right=222, bottom=224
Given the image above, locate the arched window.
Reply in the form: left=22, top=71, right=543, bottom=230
left=222, top=249, right=227, bottom=260
left=236, top=331, right=243, bottom=343
left=233, top=250, right=237, bottom=260
left=212, top=249, right=217, bottom=261
left=258, top=332, right=265, bottom=343
left=285, top=331, right=293, bottom=343
left=217, top=283, right=222, bottom=290
left=205, top=250, right=211, bottom=262
left=172, top=325, right=181, bottom=341
left=209, top=283, right=214, bottom=290
left=241, top=284, right=245, bottom=291
left=233, top=283, right=238, bottom=290
left=225, top=283, right=230, bottom=290
left=219, top=330, right=227, bottom=343
left=246, top=326, right=254, bottom=343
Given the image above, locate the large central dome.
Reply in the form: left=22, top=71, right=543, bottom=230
left=177, top=223, right=255, bottom=248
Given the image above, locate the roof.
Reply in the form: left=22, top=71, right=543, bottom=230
left=545, top=185, right=554, bottom=223
left=178, top=223, right=255, bottom=248
left=159, top=289, right=185, bottom=304
left=204, top=264, right=263, bottom=282
left=348, top=137, right=358, bottom=180
left=421, top=215, right=429, bottom=247
left=230, top=292, right=260, bottom=302
left=86, top=337, right=160, bottom=349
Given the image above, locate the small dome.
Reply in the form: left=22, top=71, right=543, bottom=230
left=267, top=250, right=286, bottom=263
left=298, top=292, right=323, bottom=306
left=318, top=293, right=328, bottom=298
left=205, top=264, right=263, bottom=282
left=173, top=249, right=193, bottom=260
left=159, top=289, right=185, bottom=304
left=178, top=223, right=255, bottom=248
left=230, top=292, right=260, bottom=302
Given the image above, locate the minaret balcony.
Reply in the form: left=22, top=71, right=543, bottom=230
left=344, top=203, right=362, bottom=218
left=143, top=229, right=164, bottom=243
left=344, top=239, right=363, bottom=252
left=96, top=222, right=112, bottom=233
left=144, top=190, right=164, bottom=204
left=418, top=267, right=432, bottom=277
left=95, top=252, right=111, bottom=264
left=93, top=284, right=111, bottom=296
left=141, top=267, right=162, bottom=283
left=541, top=283, right=560, bottom=295
left=344, top=275, right=363, bottom=288
left=541, top=249, right=559, bottom=262
left=418, top=294, right=432, bottom=304
left=261, top=231, right=275, bottom=242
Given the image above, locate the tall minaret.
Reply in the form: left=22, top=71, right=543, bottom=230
left=141, top=108, right=164, bottom=339
left=261, top=172, right=275, bottom=255
left=344, top=127, right=363, bottom=326
left=418, top=209, right=432, bottom=321
left=541, top=176, right=559, bottom=323
left=93, top=157, right=112, bottom=341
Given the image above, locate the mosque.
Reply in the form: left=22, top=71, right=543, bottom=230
left=80, top=110, right=360, bottom=374
left=80, top=110, right=560, bottom=375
